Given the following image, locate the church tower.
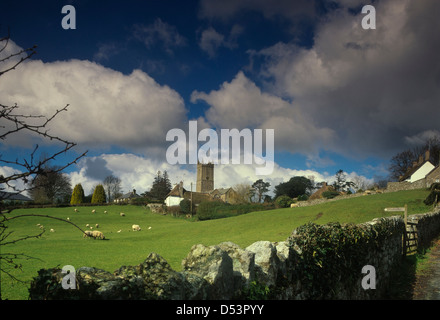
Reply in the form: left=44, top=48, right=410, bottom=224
left=196, top=162, right=214, bottom=193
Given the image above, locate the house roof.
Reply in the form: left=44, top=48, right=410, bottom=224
left=167, top=183, right=187, bottom=198
left=182, top=191, right=213, bottom=204
left=399, top=160, right=433, bottom=182
left=209, top=188, right=232, bottom=195
left=0, top=191, right=32, bottom=201
left=117, top=189, right=141, bottom=200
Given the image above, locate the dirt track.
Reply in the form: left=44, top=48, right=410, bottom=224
left=412, top=239, right=440, bottom=300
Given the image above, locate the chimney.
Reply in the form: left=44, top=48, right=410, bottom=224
left=425, top=149, right=430, bottom=162
left=418, top=154, right=423, bottom=165
left=179, top=181, right=184, bottom=197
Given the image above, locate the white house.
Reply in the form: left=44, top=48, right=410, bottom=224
left=399, top=151, right=435, bottom=183
left=164, top=182, right=186, bottom=207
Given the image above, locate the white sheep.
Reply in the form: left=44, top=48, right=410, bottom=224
left=86, top=224, right=90, bottom=228
left=120, top=212, right=125, bottom=217
left=83, top=230, right=93, bottom=238
left=67, top=217, right=70, bottom=221
left=117, top=230, right=122, bottom=233
left=132, top=224, right=141, bottom=231
left=95, top=224, right=99, bottom=228
left=92, top=230, right=105, bottom=240
left=103, top=210, right=107, bottom=214
left=92, top=209, right=96, bottom=213
left=148, top=226, right=152, bottom=230
left=50, top=228, right=55, bottom=233
left=39, top=225, right=44, bottom=229
left=74, top=208, right=78, bottom=212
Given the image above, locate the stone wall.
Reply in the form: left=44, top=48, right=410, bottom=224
left=386, top=179, right=428, bottom=193
left=29, top=209, right=440, bottom=300
left=408, top=210, right=440, bottom=248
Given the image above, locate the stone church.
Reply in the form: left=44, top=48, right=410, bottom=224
left=164, top=162, right=239, bottom=207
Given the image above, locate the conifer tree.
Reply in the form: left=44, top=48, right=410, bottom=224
left=91, top=184, right=106, bottom=204
left=70, top=183, right=85, bottom=205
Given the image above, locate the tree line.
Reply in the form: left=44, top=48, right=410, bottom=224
left=26, top=166, right=174, bottom=205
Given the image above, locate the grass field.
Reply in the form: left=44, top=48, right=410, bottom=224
left=1, top=188, right=432, bottom=299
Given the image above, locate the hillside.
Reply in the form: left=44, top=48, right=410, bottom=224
left=1, top=188, right=431, bottom=299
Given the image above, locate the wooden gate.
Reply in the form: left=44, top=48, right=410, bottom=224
left=384, top=204, right=418, bottom=256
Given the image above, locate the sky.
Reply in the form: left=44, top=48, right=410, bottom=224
left=1, top=0, right=440, bottom=197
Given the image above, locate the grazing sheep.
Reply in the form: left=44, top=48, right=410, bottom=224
left=103, top=210, right=107, bottom=214
left=148, top=226, right=152, bottom=230
left=92, top=230, right=105, bottom=240
left=39, top=225, right=44, bottom=229
left=74, top=208, right=78, bottom=212
left=83, top=230, right=93, bottom=238
left=90, top=226, right=93, bottom=230
left=67, top=217, right=70, bottom=221
left=120, top=212, right=125, bottom=217
left=92, top=209, right=96, bottom=213
left=95, top=224, right=99, bottom=228
left=117, top=230, right=122, bottom=233
left=132, top=224, right=141, bottom=231
left=86, top=224, right=90, bottom=228
left=50, top=228, right=55, bottom=233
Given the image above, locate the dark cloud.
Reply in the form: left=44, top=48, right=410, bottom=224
left=252, top=0, right=440, bottom=160
left=84, top=157, right=113, bottom=181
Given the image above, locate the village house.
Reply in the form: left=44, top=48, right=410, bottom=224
left=0, top=191, right=32, bottom=204
left=114, top=189, right=141, bottom=204
left=387, top=150, right=440, bottom=192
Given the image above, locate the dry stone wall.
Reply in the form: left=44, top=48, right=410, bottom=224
left=29, top=209, right=440, bottom=300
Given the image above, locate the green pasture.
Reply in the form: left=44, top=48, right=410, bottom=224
left=1, top=189, right=432, bottom=299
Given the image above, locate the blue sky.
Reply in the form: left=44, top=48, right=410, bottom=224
left=1, top=0, right=440, bottom=195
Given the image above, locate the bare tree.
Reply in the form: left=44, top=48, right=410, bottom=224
left=233, top=183, right=253, bottom=204
left=0, top=32, right=87, bottom=293
left=103, top=175, right=121, bottom=203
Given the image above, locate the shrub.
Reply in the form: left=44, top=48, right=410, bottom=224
left=197, top=201, right=228, bottom=220
left=424, top=184, right=440, bottom=206
left=288, top=221, right=392, bottom=299
left=322, top=191, right=340, bottom=199
left=297, top=194, right=309, bottom=201
left=274, top=195, right=293, bottom=208
left=70, top=183, right=85, bottom=205
left=180, top=199, right=191, bottom=214
left=91, top=184, right=106, bottom=204
left=197, top=201, right=272, bottom=220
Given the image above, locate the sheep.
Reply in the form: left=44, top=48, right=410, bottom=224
left=92, top=209, right=96, bottom=213
left=95, top=224, right=99, bottom=228
left=86, top=224, right=90, bottom=228
left=50, top=228, right=55, bottom=233
left=83, top=230, right=93, bottom=238
left=74, top=208, right=78, bottom=212
left=120, top=212, right=125, bottom=217
left=117, top=230, right=122, bottom=233
left=90, top=226, right=93, bottom=230
left=148, top=226, right=152, bottom=230
left=103, top=210, right=108, bottom=214
left=92, top=230, right=105, bottom=240
left=67, top=217, right=70, bottom=221
left=132, top=224, right=141, bottom=231
left=39, top=225, right=44, bottom=229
